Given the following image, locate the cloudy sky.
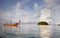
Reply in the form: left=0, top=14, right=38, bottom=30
left=0, top=0, right=60, bottom=24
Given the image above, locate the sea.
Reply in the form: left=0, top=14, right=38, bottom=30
left=0, top=23, right=60, bottom=38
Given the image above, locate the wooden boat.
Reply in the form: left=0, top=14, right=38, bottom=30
left=3, top=20, right=20, bottom=27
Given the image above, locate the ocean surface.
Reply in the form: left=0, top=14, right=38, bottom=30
left=0, top=23, right=60, bottom=38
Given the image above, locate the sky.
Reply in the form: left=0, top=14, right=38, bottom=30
left=0, top=0, right=60, bottom=24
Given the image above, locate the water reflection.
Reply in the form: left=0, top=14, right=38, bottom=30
left=1, top=24, right=60, bottom=38
left=39, top=25, right=52, bottom=38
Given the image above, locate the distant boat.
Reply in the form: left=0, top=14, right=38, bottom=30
left=37, top=21, right=49, bottom=25
left=3, top=20, right=20, bottom=27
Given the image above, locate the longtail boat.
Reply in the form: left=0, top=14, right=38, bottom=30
left=3, top=20, right=20, bottom=27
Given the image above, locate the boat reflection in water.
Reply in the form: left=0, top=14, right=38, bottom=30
left=39, top=25, right=51, bottom=38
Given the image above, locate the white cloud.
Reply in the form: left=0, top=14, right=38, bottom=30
left=15, top=3, right=21, bottom=11
left=1, top=1, right=60, bottom=24
left=21, top=18, right=30, bottom=22
left=0, top=2, right=39, bottom=23
left=54, top=5, right=60, bottom=11
left=43, top=0, right=58, bottom=4
left=38, top=8, right=54, bottom=24
left=13, top=2, right=40, bottom=23
left=40, top=8, right=51, bottom=19
left=52, top=5, right=60, bottom=24
left=37, top=0, right=60, bottom=24
left=33, top=13, right=39, bottom=18
left=21, top=0, right=30, bottom=3
left=34, top=3, right=39, bottom=10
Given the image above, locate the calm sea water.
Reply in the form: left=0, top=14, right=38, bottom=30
left=0, top=24, right=60, bottom=38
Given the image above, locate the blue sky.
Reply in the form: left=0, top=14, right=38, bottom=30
left=0, top=0, right=60, bottom=24
left=0, top=0, right=43, bottom=11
